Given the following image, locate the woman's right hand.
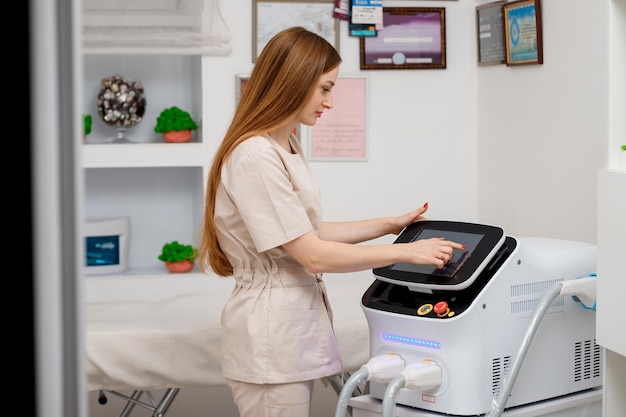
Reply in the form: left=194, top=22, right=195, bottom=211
left=283, top=231, right=467, bottom=275
left=406, top=237, right=466, bottom=269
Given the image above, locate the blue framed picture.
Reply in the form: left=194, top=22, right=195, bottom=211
left=503, top=0, right=543, bottom=65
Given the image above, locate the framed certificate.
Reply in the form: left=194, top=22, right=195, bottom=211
left=476, top=1, right=506, bottom=66
left=359, top=7, right=446, bottom=70
left=503, top=0, right=543, bottom=66
left=253, top=0, right=339, bottom=62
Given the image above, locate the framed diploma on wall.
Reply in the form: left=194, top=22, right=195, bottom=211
left=476, top=1, right=506, bottom=66
left=359, top=7, right=446, bottom=70
left=503, top=0, right=543, bottom=66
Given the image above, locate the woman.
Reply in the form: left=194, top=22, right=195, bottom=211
left=198, top=26, right=465, bottom=417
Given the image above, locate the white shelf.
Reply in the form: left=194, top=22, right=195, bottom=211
left=86, top=267, right=203, bottom=280
left=84, top=270, right=232, bottom=303
left=82, top=0, right=231, bottom=56
left=83, top=142, right=205, bottom=168
left=83, top=43, right=231, bottom=56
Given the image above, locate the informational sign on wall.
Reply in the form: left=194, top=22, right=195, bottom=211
left=308, top=76, right=368, bottom=161
left=476, top=1, right=506, bottom=66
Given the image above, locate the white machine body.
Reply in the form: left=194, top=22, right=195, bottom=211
left=362, top=235, right=601, bottom=416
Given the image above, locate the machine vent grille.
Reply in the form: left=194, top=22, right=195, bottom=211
left=491, top=355, right=511, bottom=394
left=510, top=279, right=564, bottom=314
left=574, top=339, right=601, bottom=382
left=510, top=297, right=563, bottom=314
left=511, top=278, right=562, bottom=297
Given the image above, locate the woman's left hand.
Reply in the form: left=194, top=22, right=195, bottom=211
left=392, top=202, right=429, bottom=235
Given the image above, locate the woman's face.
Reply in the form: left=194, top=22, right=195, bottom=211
left=297, top=66, right=340, bottom=126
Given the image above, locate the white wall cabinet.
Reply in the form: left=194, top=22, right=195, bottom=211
left=81, top=0, right=230, bottom=282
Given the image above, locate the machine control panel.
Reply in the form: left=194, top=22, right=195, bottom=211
left=363, top=236, right=517, bottom=319
left=373, top=220, right=506, bottom=291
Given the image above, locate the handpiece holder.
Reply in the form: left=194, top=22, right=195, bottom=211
left=561, top=275, right=597, bottom=310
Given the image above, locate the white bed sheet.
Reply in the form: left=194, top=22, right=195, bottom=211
left=86, top=274, right=374, bottom=392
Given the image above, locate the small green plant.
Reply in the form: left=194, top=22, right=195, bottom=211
left=158, top=241, right=198, bottom=263
left=154, top=106, right=198, bottom=133
left=621, top=144, right=626, bottom=151
left=83, top=114, right=92, bottom=136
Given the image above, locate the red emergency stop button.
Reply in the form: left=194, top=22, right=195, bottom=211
left=434, top=301, right=448, bottom=315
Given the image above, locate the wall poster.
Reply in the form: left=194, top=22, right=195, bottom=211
left=306, top=76, right=368, bottom=161
left=253, top=0, right=339, bottom=62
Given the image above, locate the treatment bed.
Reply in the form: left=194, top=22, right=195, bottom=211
left=86, top=273, right=373, bottom=416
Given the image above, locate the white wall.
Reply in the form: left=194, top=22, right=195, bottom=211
left=476, top=0, right=607, bottom=244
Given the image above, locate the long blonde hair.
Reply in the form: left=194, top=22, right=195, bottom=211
left=198, top=27, right=342, bottom=276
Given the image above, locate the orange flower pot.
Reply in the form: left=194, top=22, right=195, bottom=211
left=162, top=130, right=192, bottom=143
left=164, top=260, right=195, bottom=273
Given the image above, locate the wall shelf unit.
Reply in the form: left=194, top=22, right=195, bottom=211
left=81, top=0, right=230, bottom=281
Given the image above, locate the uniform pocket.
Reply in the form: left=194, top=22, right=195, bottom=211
left=267, top=309, right=321, bottom=373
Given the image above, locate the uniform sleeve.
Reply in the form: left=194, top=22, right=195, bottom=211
left=223, top=142, right=313, bottom=253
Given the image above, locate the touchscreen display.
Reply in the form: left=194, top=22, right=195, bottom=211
left=390, top=229, right=484, bottom=278
left=373, top=220, right=505, bottom=291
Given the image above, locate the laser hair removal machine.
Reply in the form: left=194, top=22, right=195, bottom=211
left=359, top=220, right=601, bottom=416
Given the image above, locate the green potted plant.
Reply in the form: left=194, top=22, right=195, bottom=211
left=158, top=240, right=198, bottom=273
left=154, top=106, right=198, bottom=143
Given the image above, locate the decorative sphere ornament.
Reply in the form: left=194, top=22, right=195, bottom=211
left=96, top=74, right=147, bottom=143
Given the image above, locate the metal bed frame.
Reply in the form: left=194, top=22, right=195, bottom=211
left=97, top=372, right=367, bottom=417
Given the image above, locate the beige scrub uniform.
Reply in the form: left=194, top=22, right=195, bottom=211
left=214, top=135, right=343, bottom=386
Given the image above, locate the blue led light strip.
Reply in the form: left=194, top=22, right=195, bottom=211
left=381, top=333, right=442, bottom=350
